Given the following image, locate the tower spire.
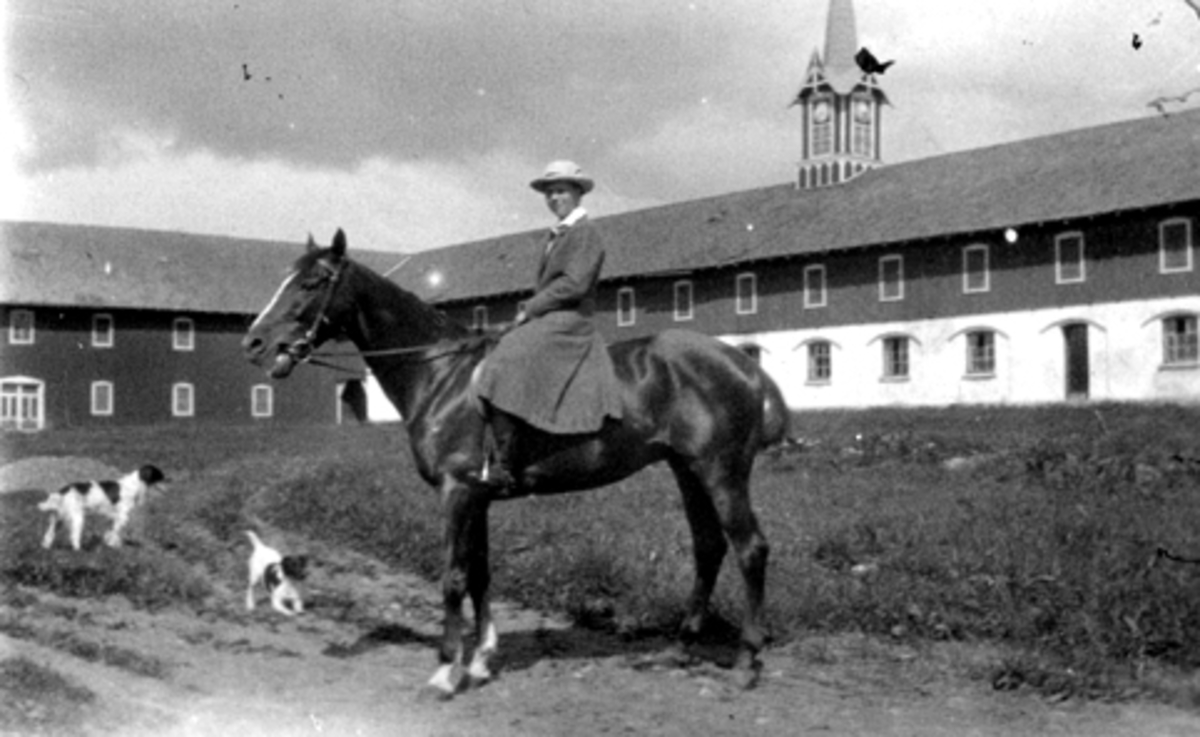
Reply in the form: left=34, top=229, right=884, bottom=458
left=793, top=0, right=888, bottom=189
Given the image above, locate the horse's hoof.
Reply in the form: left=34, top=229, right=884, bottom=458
left=421, top=664, right=462, bottom=701
left=417, top=683, right=457, bottom=703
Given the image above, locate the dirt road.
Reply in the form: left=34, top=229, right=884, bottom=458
left=4, top=537, right=1200, bottom=737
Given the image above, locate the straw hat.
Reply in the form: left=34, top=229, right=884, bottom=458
left=529, top=160, right=594, bottom=194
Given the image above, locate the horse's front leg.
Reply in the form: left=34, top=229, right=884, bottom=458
left=426, top=477, right=493, bottom=699
left=466, top=500, right=497, bottom=686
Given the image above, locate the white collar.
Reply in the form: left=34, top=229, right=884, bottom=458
left=551, top=206, right=588, bottom=235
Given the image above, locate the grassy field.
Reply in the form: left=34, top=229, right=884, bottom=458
left=5, top=404, right=1200, bottom=703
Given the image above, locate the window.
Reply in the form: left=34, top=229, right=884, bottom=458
left=851, top=99, right=873, bottom=156
left=962, top=244, right=990, bottom=293
left=1163, top=315, right=1199, bottom=366
left=472, top=305, right=489, bottom=330
left=803, top=265, right=826, bottom=308
left=172, top=382, right=195, bottom=418
left=617, top=287, right=636, bottom=327
left=811, top=99, right=833, bottom=156
left=9, top=309, right=34, bottom=345
left=1160, top=218, right=1193, bottom=273
left=736, top=273, right=757, bottom=315
left=91, top=381, right=114, bottom=416
left=1056, top=232, right=1086, bottom=283
left=879, top=255, right=904, bottom=301
left=673, top=280, right=694, bottom=322
left=252, top=384, right=274, bottom=418
left=882, top=336, right=909, bottom=379
left=966, top=331, right=996, bottom=375
left=173, top=317, right=195, bottom=351
left=0, top=377, right=44, bottom=431
left=92, top=314, right=114, bottom=348
left=807, top=341, right=831, bottom=382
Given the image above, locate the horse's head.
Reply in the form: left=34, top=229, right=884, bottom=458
left=243, top=229, right=355, bottom=379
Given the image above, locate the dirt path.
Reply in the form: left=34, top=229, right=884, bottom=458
left=3, top=541, right=1200, bottom=737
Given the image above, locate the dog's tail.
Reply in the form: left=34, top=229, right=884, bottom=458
left=245, top=530, right=267, bottom=550
left=38, top=493, right=62, bottom=513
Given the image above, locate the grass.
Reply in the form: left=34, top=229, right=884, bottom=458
left=5, top=405, right=1200, bottom=703
left=0, top=657, right=96, bottom=736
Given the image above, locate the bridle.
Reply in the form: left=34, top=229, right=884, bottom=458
left=281, top=256, right=481, bottom=375
left=283, top=256, right=347, bottom=368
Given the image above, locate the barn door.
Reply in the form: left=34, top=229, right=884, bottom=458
left=1063, top=323, right=1089, bottom=399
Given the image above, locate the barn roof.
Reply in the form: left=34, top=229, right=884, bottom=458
left=3, top=109, right=1198, bottom=314
left=0, top=221, right=403, bottom=314
left=393, top=108, right=1200, bottom=304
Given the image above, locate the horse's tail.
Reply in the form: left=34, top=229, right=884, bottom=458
left=756, top=367, right=790, bottom=450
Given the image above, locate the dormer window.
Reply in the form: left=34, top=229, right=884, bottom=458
left=851, top=98, right=873, bottom=157
left=811, top=98, right=833, bottom=157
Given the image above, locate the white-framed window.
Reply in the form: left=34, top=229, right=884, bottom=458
left=92, top=314, right=114, bottom=348
left=617, top=287, right=636, bottom=327
left=1160, top=218, right=1193, bottom=274
left=735, top=272, right=757, bottom=315
left=851, top=98, right=873, bottom=156
left=1056, top=232, right=1086, bottom=284
left=173, top=317, right=195, bottom=351
left=472, top=305, right=489, bottom=330
left=0, top=376, right=44, bottom=431
left=962, top=244, right=990, bottom=293
left=91, top=381, right=114, bottom=416
left=803, top=264, right=826, bottom=308
left=251, top=384, right=274, bottom=418
left=807, top=340, right=832, bottom=383
left=172, top=382, right=195, bottom=418
left=879, top=255, right=904, bottom=302
left=1163, top=314, right=1199, bottom=366
left=673, top=280, right=694, bottom=322
left=966, top=330, right=996, bottom=376
left=9, top=309, right=34, bottom=345
left=810, top=97, right=834, bottom=157
left=882, top=336, right=909, bottom=379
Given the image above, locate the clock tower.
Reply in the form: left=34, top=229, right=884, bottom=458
left=793, top=0, right=888, bottom=189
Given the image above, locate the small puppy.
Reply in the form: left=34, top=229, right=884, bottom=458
left=245, top=530, right=307, bottom=616
left=39, top=464, right=167, bottom=550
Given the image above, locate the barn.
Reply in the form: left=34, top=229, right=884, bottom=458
left=4, top=0, right=1198, bottom=428
left=0, top=221, right=401, bottom=431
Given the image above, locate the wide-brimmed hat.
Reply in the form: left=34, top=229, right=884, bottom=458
left=530, top=160, right=594, bottom=194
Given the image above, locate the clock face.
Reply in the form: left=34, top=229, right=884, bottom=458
left=854, top=100, right=871, bottom=122
left=813, top=101, right=830, bottom=122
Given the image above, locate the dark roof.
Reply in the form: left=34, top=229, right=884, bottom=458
left=4, top=110, right=1197, bottom=313
left=394, top=108, right=1200, bottom=303
left=0, top=221, right=403, bottom=313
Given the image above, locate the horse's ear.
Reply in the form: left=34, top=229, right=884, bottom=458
left=306, top=233, right=318, bottom=253
left=331, top=229, right=347, bottom=262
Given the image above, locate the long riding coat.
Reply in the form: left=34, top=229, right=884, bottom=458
left=476, top=216, right=623, bottom=434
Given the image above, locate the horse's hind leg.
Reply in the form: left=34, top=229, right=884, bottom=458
left=702, top=460, right=770, bottom=688
left=669, top=458, right=728, bottom=647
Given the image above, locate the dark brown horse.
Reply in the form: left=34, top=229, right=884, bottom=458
left=243, top=230, right=790, bottom=697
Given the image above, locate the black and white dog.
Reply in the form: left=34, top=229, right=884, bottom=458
left=245, top=530, right=307, bottom=616
left=39, top=464, right=167, bottom=550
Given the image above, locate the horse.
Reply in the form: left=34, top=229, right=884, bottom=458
left=242, top=229, right=790, bottom=698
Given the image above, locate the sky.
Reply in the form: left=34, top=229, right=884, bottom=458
left=3, top=0, right=1199, bottom=254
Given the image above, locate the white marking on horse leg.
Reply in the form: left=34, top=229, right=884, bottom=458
left=427, top=663, right=459, bottom=698
left=248, top=271, right=298, bottom=331
left=467, top=622, right=498, bottom=683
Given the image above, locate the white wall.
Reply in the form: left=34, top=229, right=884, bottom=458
left=730, top=295, right=1200, bottom=409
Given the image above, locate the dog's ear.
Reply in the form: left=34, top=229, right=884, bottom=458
left=282, top=555, right=309, bottom=580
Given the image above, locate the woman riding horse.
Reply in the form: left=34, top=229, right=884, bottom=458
left=472, top=160, right=623, bottom=491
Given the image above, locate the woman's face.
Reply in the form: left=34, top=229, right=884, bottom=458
left=544, top=182, right=582, bottom=220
